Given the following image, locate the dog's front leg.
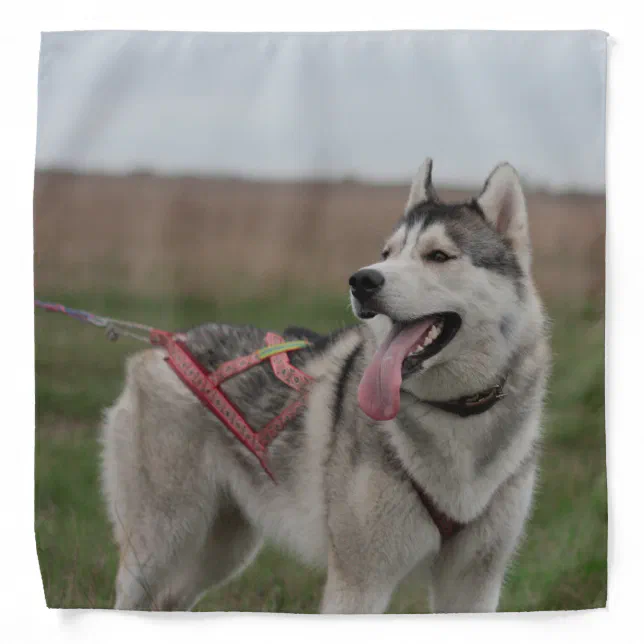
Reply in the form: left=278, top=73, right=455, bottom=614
left=429, top=548, right=507, bottom=613
left=429, top=458, right=537, bottom=613
left=320, top=549, right=396, bottom=614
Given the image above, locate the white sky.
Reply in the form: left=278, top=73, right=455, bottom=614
left=36, top=30, right=606, bottom=191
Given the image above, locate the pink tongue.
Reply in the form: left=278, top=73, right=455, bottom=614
left=358, top=319, right=433, bottom=421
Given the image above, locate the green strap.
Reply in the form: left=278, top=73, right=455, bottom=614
left=255, top=340, right=310, bottom=360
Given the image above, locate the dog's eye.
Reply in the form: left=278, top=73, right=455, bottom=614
left=424, top=250, right=452, bottom=263
left=381, top=249, right=390, bottom=260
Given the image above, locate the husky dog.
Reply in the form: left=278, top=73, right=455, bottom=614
left=101, top=159, right=550, bottom=613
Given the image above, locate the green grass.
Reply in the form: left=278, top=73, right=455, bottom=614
left=34, top=288, right=606, bottom=612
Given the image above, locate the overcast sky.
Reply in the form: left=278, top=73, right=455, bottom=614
left=36, top=30, right=606, bottom=191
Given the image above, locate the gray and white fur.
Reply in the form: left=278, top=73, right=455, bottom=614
left=101, top=159, right=550, bottom=613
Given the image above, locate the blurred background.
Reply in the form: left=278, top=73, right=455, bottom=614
left=34, top=31, right=606, bottom=612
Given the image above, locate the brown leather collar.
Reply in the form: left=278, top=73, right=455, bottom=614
left=407, top=373, right=508, bottom=418
left=409, top=477, right=465, bottom=542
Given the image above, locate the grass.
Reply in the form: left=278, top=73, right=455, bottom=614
left=34, top=288, right=606, bottom=612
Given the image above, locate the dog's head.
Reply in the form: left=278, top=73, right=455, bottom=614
left=350, top=158, right=535, bottom=421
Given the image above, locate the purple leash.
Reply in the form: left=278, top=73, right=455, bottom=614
left=34, top=299, right=155, bottom=344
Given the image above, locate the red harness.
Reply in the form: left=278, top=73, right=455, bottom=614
left=149, top=330, right=313, bottom=481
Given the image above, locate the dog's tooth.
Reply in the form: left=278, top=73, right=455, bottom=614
left=410, top=343, right=423, bottom=355
left=409, top=322, right=446, bottom=356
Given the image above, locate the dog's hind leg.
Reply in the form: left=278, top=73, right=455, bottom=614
left=104, top=351, right=263, bottom=611
left=112, top=499, right=215, bottom=611
left=180, top=501, right=264, bottom=608
left=113, top=499, right=262, bottom=611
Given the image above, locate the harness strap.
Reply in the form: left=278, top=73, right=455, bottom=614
left=151, top=329, right=313, bottom=481
left=265, top=332, right=312, bottom=392
left=409, top=478, right=465, bottom=542
left=209, top=338, right=310, bottom=387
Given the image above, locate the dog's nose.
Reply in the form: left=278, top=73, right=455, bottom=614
left=349, top=269, right=385, bottom=301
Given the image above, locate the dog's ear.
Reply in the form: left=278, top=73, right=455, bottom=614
left=405, top=158, right=440, bottom=214
left=477, top=163, right=531, bottom=268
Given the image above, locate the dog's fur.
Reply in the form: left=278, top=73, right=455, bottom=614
left=101, top=159, right=550, bottom=613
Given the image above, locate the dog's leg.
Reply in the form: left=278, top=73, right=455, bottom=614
left=114, top=551, right=163, bottom=611
left=429, top=457, right=536, bottom=613
left=429, top=544, right=507, bottom=613
left=112, top=501, right=214, bottom=611
left=113, top=500, right=262, bottom=611
left=320, top=475, right=438, bottom=614
left=183, top=501, right=264, bottom=607
left=104, top=352, right=264, bottom=611
left=320, top=549, right=397, bottom=614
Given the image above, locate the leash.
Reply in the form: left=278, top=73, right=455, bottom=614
left=35, top=299, right=158, bottom=344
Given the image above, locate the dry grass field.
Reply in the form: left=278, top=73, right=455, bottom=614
left=33, top=170, right=606, bottom=612
left=34, top=170, right=605, bottom=300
